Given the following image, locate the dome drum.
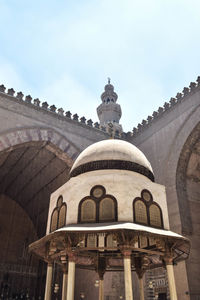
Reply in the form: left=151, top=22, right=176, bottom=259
left=70, top=159, right=155, bottom=181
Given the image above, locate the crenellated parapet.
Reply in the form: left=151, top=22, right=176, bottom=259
left=131, top=76, right=200, bottom=137
left=0, top=84, right=127, bottom=139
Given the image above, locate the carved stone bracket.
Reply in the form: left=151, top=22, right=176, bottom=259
left=95, top=256, right=107, bottom=280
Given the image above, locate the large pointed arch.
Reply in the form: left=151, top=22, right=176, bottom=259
left=0, top=127, right=80, bottom=237
left=0, top=127, right=79, bottom=163
left=162, top=105, right=200, bottom=235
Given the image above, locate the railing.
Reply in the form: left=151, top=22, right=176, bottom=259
left=0, top=263, right=37, bottom=276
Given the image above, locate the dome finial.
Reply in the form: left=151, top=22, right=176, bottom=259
left=108, top=77, right=111, bottom=84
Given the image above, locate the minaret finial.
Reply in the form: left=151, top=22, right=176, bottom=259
left=108, top=77, right=111, bottom=84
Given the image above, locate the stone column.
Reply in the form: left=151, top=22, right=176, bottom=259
left=138, top=276, right=144, bottom=300
left=99, top=278, right=104, bottom=300
left=165, top=257, right=178, bottom=300
left=123, top=250, right=133, bottom=300
left=61, top=256, right=68, bottom=300
left=67, top=253, right=76, bottom=300
left=62, top=271, right=68, bottom=300
left=44, top=262, right=53, bottom=300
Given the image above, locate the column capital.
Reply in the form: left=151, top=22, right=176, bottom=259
left=120, top=247, right=132, bottom=258
left=67, top=251, right=77, bottom=262
left=164, top=256, right=173, bottom=265
left=47, top=261, right=53, bottom=267
left=60, top=254, right=67, bottom=264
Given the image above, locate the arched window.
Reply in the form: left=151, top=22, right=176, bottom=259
left=78, top=185, right=117, bottom=223
left=50, top=196, right=66, bottom=232
left=99, top=197, right=115, bottom=221
left=50, top=209, right=58, bottom=232
left=81, top=199, right=96, bottom=223
left=133, top=189, right=163, bottom=229
left=149, top=204, right=162, bottom=228
left=134, top=200, right=148, bottom=225
left=58, top=204, right=67, bottom=228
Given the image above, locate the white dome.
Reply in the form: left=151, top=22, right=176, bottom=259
left=70, top=139, right=153, bottom=176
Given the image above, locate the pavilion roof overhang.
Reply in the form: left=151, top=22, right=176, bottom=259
left=54, top=222, right=188, bottom=240
left=29, top=222, right=190, bottom=268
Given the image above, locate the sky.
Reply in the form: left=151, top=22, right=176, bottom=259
left=0, top=0, right=200, bottom=131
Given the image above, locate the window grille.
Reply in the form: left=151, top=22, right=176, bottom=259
left=58, top=204, right=66, bottom=228
left=78, top=185, right=117, bottom=223
left=87, top=235, right=97, bottom=247
left=50, top=210, right=58, bottom=232
left=99, top=197, right=115, bottom=221
left=81, top=199, right=96, bottom=222
left=50, top=196, right=66, bottom=232
left=149, top=204, right=162, bottom=228
left=134, top=200, right=148, bottom=224
left=133, top=189, right=163, bottom=230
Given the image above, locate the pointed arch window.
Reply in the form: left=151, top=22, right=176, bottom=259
left=51, top=210, right=58, bottom=232
left=78, top=185, right=117, bottom=223
left=58, top=204, right=67, bottom=228
left=99, top=197, right=115, bottom=221
left=149, top=204, right=162, bottom=228
left=50, top=196, right=67, bottom=232
left=81, top=199, right=96, bottom=222
left=134, top=200, right=148, bottom=225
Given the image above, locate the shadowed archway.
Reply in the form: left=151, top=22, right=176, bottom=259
left=176, top=121, right=200, bottom=299
left=0, top=128, right=80, bottom=298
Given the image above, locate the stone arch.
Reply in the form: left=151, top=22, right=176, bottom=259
left=0, top=127, right=81, bottom=298
left=176, top=121, right=200, bottom=300
left=0, top=127, right=80, bottom=238
left=0, top=127, right=80, bottom=164
left=176, top=122, right=200, bottom=234
left=163, top=105, right=200, bottom=234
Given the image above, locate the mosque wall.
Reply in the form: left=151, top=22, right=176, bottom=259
left=129, top=83, right=200, bottom=299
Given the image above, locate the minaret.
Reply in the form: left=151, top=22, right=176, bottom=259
left=97, top=79, right=123, bottom=133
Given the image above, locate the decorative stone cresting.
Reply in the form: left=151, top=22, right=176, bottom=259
left=132, top=76, right=200, bottom=137
left=0, top=84, right=126, bottom=138
left=2, top=74, right=194, bottom=140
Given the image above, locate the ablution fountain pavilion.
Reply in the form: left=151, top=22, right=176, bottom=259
left=29, top=139, right=190, bottom=300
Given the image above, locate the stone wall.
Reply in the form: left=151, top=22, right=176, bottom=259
left=128, top=78, right=200, bottom=299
